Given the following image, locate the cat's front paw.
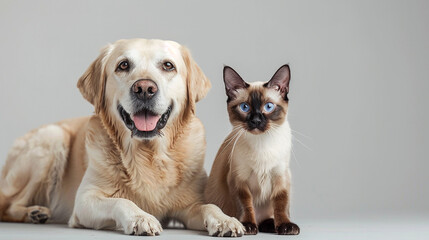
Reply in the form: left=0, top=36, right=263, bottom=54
left=241, top=222, right=258, bottom=235
left=276, top=222, right=300, bottom=235
left=123, top=213, right=163, bottom=236
left=205, top=215, right=244, bottom=237
left=258, top=218, right=276, bottom=233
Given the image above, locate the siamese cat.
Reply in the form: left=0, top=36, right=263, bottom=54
left=205, top=65, right=299, bottom=235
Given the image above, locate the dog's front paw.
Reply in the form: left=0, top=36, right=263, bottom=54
left=123, top=214, right=163, bottom=236
left=205, top=215, right=245, bottom=237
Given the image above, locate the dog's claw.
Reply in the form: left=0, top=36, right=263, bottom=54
left=124, top=214, right=163, bottom=236
left=223, top=231, right=232, bottom=237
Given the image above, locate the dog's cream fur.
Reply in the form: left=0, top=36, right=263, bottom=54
left=0, top=39, right=244, bottom=236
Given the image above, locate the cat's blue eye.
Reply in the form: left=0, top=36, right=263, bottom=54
left=239, top=102, right=250, bottom=112
left=264, top=102, right=275, bottom=112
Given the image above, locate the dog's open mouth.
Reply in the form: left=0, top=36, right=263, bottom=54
left=117, top=104, right=172, bottom=139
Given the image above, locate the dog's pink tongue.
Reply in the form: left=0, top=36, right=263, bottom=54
left=132, top=111, right=161, bottom=132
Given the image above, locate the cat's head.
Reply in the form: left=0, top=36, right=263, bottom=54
left=223, top=65, right=290, bottom=134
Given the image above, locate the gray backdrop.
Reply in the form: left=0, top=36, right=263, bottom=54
left=0, top=0, right=428, bottom=220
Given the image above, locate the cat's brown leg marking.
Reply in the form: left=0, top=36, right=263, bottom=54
left=237, top=186, right=257, bottom=235
left=272, top=189, right=289, bottom=224
left=272, top=189, right=300, bottom=235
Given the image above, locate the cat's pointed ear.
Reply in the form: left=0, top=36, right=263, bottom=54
left=223, top=66, right=248, bottom=101
left=265, top=64, right=291, bottom=101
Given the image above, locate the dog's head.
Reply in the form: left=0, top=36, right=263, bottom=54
left=77, top=39, right=211, bottom=140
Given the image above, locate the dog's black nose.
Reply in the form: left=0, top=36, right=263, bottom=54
left=132, top=79, right=158, bottom=101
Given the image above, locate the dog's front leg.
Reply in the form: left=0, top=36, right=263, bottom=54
left=177, top=203, right=244, bottom=237
left=69, top=189, right=162, bottom=236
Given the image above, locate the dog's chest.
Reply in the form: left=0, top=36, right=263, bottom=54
left=113, top=155, right=184, bottom=214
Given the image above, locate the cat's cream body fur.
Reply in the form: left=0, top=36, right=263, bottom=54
left=205, top=66, right=299, bottom=235
left=230, top=118, right=291, bottom=221
left=205, top=110, right=292, bottom=220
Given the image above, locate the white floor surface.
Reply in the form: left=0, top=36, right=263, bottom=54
left=1, top=216, right=428, bottom=240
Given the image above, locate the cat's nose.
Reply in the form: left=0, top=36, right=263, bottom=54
left=250, top=116, right=262, bottom=126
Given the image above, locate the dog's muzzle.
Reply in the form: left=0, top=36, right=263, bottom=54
left=117, top=104, right=172, bottom=139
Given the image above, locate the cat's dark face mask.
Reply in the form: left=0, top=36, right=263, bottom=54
left=245, top=91, right=268, bottom=131
left=223, top=65, right=291, bottom=134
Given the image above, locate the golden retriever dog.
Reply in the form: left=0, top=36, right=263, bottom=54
left=0, top=39, right=244, bottom=237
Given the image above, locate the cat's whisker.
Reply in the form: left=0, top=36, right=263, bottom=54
left=222, top=131, right=239, bottom=145
left=221, top=127, right=241, bottom=144
left=290, top=142, right=301, bottom=168
left=289, top=131, right=306, bottom=146
left=269, top=125, right=282, bottom=136
left=291, top=129, right=312, bottom=140
left=218, top=128, right=243, bottom=156
left=228, top=129, right=245, bottom=164
left=268, top=126, right=278, bottom=138
left=292, top=134, right=312, bottom=151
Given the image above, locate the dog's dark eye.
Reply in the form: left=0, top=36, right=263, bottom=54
left=117, top=60, right=130, bottom=71
left=162, top=61, right=175, bottom=71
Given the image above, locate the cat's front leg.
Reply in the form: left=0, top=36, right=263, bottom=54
left=271, top=176, right=300, bottom=235
left=236, top=184, right=258, bottom=235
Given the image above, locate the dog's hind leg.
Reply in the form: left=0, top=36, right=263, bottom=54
left=3, top=197, right=51, bottom=223
left=0, top=124, right=70, bottom=223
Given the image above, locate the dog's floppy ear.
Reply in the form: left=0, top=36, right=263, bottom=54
left=77, top=44, right=112, bottom=112
left=181, top=46, right=211, bottom=104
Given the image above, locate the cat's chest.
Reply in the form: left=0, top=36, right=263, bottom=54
left=236, top=129, right=291, bottom=167
left=247, top=169, right=273, bottom=205
left=232, top=125, right=291, bottom=203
